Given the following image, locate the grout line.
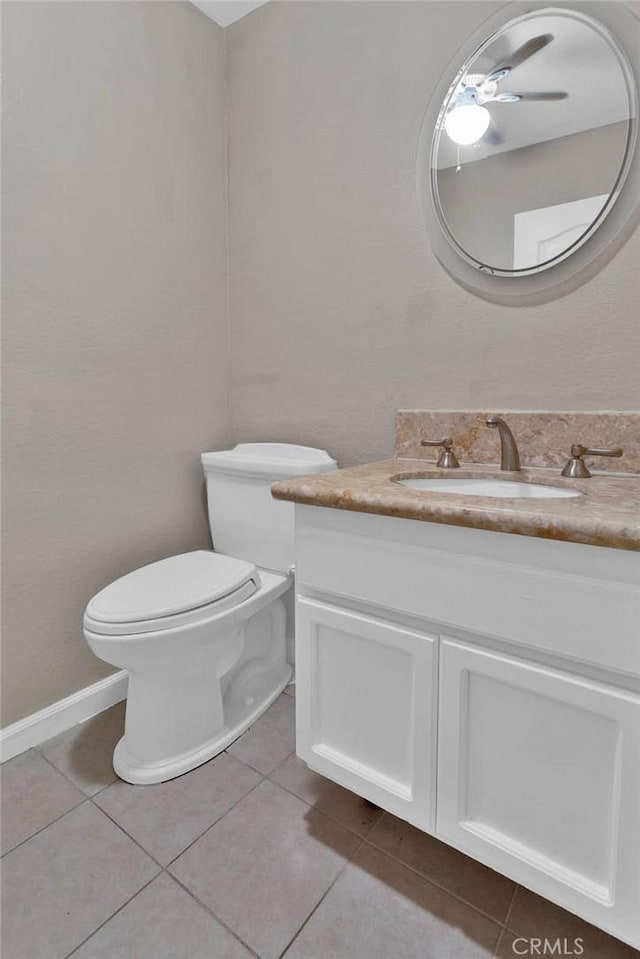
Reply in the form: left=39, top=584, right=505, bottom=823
left=1, top=795, right=89, bottom=860
left=87, top=776, right=120, bottom=800
left=163, top=775, right=266, bottom=870
left=63, top=873, right=160, bottom=959
left=492, top=925, right=508, bottom=958
left=36, top=747, right=115, bottom=800
left=168, top=872, right=262, bottom=958
left=224, top=750, right=274, bottom=778
left=277, top=834, right=367, bottom=958
left=88, top=798, right=166, bottom=873
left=363, top=830, right=510, bottom=931
left=165, top=772, right=369, bottom=959
left=6, top=760, right=265, bottom=958
left=503, top=884, right=519, bottom=931
left=39, top=739, right=269, bottom=873
left=152, top=772, right=368, bottom=958
left=265, top=771, right=383, bottom=844
left=251, top=735, right=508, bottom=941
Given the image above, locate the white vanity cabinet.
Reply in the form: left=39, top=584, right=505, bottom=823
left=293, top=504, right=640, bottom=948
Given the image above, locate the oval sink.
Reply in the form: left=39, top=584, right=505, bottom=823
left=396, top=478, right=582, bottom=499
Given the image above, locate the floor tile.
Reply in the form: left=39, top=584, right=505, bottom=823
left=1, top=802, right=159, bottom=959
left=38, top=702, right=125, bottom=796
left=506, top=888, right=640, bottom=958
left=283, top=683, right=296, bottom=699
left=170, top=778, right=360, bottom=959
left=368, top=813, right=515, bottom=922
left=94, top=752, right=261, bottom=865
left=0, top=749, right=84, bottom=854
left=284, top=843, right=501, bottom=959
left=494, top=930, right=518, bottom=958
left=72, top=873, right=253, bottom=959
left=227, top=694, right=296, bottom=775
left=270, top=753, right=382, bottom=837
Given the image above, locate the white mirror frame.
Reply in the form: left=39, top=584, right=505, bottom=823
left=417, top=1, right=640, bottom=306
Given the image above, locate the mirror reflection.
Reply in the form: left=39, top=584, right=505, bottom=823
left=431, top=10, right=636, bottom=275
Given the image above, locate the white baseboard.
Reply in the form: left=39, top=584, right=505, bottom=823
left=0, top=671, right=128, bottom=763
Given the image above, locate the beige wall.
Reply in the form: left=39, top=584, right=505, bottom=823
left=227, top=1, right=640, bottom=468
left=1, top=2, right=229, bottom=725
left=3, top=0, right=639, bottom=727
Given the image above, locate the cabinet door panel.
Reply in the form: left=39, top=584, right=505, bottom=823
left=296, top=598, right=437, bottom=830
left=438, top=638, right=640, bottom=946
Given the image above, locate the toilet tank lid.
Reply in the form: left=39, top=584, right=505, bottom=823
left=201, top=443, right=337, bottom=477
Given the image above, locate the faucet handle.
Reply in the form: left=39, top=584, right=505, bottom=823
left=561, top=444, right=623, bottom=478
left=421, top=437, right=460, bottom=469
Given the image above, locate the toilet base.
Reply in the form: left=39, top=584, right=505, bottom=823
left=113, top=662, right=292, bottom=784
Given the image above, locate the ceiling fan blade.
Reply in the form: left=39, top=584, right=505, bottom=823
left=484, top=67, right=511, bottom=84
left=493, top=93, right=522, bottom=103
left=490, top=33, right=554, bottom=74
left=516, top=91, right=569, bottom=101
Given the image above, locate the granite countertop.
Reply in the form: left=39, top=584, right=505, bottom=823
left=272, top=459, right=640, bottom=552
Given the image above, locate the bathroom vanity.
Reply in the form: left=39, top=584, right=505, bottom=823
left=272, top=428, right=640, bottom=949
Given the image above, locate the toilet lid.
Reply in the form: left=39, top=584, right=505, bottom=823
left=86, top=551, right=258, bottom=624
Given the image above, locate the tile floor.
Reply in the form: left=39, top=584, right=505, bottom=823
left=2, top=685, right=639, bottom=959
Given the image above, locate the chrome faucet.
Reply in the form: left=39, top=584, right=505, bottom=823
left=486, top=416, right=521, bottom=471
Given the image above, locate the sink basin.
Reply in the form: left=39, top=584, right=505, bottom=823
left=396, top=478, right=582, bottom=499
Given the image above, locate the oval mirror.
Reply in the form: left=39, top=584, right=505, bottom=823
left=428, top=6, right=637, bottom=279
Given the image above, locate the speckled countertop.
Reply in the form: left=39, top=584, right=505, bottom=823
left=272, top=459, right=640, bottom=552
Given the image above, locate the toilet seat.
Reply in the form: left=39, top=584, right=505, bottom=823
left=84, top=550, right=260, bottom=636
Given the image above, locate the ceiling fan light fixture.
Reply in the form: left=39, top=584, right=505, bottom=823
left=444, top=104, right=491, bottom=145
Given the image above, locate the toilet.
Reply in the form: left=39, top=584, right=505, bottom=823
left=84, top=443, right=337, bottom=784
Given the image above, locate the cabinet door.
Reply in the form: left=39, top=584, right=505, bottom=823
left=438, top=638, right=640, bottom=947
left=296, top=598, right=438, bottom=831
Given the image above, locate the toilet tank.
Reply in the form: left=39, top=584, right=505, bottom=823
left=201, top=443, right=337, bottom=572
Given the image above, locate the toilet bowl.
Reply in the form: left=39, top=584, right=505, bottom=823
left=84, top=444, right=336, bottom=784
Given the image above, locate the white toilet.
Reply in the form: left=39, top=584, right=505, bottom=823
left=84, top=443, right=336, bottom=784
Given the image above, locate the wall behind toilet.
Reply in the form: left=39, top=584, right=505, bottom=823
left=1, top=2, right=230, bottom=725
left=226, top=1, right=640, bottom=467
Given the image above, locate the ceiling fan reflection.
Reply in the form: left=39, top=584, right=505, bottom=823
left=445, top=33, right=569, bottom=149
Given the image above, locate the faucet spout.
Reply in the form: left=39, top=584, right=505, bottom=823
left=486, top=416, right=521, bottom=471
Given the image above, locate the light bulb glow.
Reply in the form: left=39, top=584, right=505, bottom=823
left=444, top=104, right=491, bottom=146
